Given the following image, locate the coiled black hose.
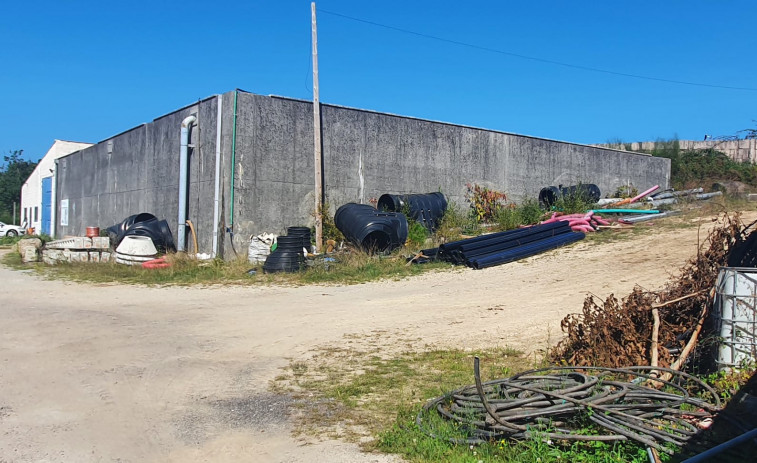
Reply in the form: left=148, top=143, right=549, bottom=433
left=418, top=362, right=720, bottom=455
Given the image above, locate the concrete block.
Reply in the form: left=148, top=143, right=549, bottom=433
left=46, top=237, right=93, bottom=249
left=91, top=237, right=111, bottom=249
left=22, top=247, right=38, bottom=263
left=42, top=249, right=67, bottom=265
left=101, top=252, right=112, bottom=263
left=70, top=251, right=90, bottom=263
left=747, top=194, right=757, bottom=202
left=88, top=251, right=100, bottom=263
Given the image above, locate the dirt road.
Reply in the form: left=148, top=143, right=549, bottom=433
left=0, top=215, right=741, bottom=462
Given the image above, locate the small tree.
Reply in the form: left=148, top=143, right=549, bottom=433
left=0, top=150, right=38, bottom=224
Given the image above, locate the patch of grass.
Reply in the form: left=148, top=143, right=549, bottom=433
left=273, top=338, right=529, bottom=439
left=1, top=246, right=452, bottom=287
left=296, top=252, right=451, bottom=285
left=434, top=202, right=480, bottom=243
left=272, top=337, right=657, bottom=462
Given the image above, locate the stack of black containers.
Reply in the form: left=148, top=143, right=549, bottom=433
left=263, top=226, right=312, bottom=273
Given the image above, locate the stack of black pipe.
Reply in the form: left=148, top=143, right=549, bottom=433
left=437, top=221, right=584, bottom=269
left=376, top=192, right=447, bottom=232
left=263, top=231, right=309, bottom=273
left=286, top=226, right=312, bottom=253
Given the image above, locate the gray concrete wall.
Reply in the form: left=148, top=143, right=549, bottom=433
left=56, top=90, right=670, bottom=259
left=227, top=93, right=670, bottom=254
left=56, top=96, right=221, bottom=256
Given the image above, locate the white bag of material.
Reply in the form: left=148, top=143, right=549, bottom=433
left=248, top=233, right=276, bottom=264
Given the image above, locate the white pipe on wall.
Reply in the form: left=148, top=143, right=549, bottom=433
left=178, top=114, right=197, bottom=252
left=212, top=95, right=223, bottom=258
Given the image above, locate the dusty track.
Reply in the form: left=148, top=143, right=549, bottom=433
left=1, top=214, right=748, bottom=462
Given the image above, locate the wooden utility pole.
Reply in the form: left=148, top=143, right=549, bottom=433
left=311, top=2, right=323, bottom=253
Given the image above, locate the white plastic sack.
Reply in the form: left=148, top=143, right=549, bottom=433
left=248, top=233, right=276, bottom=264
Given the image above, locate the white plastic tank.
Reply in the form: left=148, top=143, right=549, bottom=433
left=714, top=267, right=757, bottom=369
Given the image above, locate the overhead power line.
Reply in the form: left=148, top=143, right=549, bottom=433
left=318, top=8, right=757, bottom=92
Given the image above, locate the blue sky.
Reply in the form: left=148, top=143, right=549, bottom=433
left=2, top=1, right=756, bottom=162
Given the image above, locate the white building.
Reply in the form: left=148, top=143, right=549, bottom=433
left=21, top=140, right=92, bottom=236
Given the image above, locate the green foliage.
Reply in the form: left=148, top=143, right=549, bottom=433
left=465, top=183, right=508, bottom=223
left=319, top=201, right=344, bottom=243
left=551, top=185, right=596, bottom=214
left=702, top=364, right=755, bottom=401
left=649, top=139, right=757, bottom=189
left=406, top=220, right=428, bottom=249
left=493, top=205, right=521, bottom=231
left=0, top=150, right=38, bottom=224
left=613, top=185, right=638, bottom=199
left=434, top=202, right=480, bottom=243
left=494, top=197, right=546, bottom=231
left=518, top=197, right=545, bottom=225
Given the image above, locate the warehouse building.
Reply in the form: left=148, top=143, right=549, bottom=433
left=55, top=89, right=670, bottom=259
left=21, top=139, right=93, bottom=235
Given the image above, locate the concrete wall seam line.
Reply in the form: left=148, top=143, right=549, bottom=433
left=212, top=95, right=223, bottom=258
left=178, top=114, right=197, bottom=252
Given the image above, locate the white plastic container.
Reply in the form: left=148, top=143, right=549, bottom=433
left=714, top=267, right=757, bottom=369
left=115, top=236, right=158, bottom=265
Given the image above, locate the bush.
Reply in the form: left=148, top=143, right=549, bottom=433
left=406, top=220, right=428, bottom=249
left=434, top=202, right=479, bottom=243
left=649, top=139, right=757, bottom=189
left=465, top=183, right=508, bottom=222
left=551, top=186, right=596, bottom=214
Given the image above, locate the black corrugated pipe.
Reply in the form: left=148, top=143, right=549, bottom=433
left=334, top=203, right=408, bottom=252
left=377, top=192, right=447, bottom=232
left=539, top=184, right=601, bottom=207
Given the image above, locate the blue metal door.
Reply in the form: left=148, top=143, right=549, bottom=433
left=41, top=176, right=52, bottom=235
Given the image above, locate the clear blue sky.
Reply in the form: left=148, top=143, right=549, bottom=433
left=2, top=1, right=756, bottom=163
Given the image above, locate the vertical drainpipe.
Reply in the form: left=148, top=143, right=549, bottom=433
left=51, top=160, right=58, bottom=238
left=230, top=90, right=238, bottom=231
left=212, top=95, right=223, bottom=258
left=178, top=114, right=197, bottom=252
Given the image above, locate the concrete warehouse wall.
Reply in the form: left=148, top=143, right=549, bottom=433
left=227, top=92, right=670, bottom=254
left=57, top=90, right=670, bottom=259
left=56, top=96, right=221, bottom=256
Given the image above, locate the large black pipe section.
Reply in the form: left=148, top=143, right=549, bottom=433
left=539, top=184, right=601, bottom=207
left=334, top=203, right=408, bottom=252
left=469, top=232, right=585, bottom=269
left=376, top=192, right=447, bottom=232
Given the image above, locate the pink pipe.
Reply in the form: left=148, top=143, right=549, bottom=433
left=593, top=216, right=611, bottom=226
left=630, top=185, right=659, bottom=203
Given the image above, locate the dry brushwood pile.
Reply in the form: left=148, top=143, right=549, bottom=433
left=552, top=213, right=751, bottom=370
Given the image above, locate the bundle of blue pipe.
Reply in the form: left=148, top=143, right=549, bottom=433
left=437, top=221, right=584, bottom=269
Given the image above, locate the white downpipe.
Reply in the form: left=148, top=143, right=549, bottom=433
left=212, top=96, right=223, bottom=258
left=178, top=114, right=197, bottom=252
left=51, top=161, right=58, bottom=238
